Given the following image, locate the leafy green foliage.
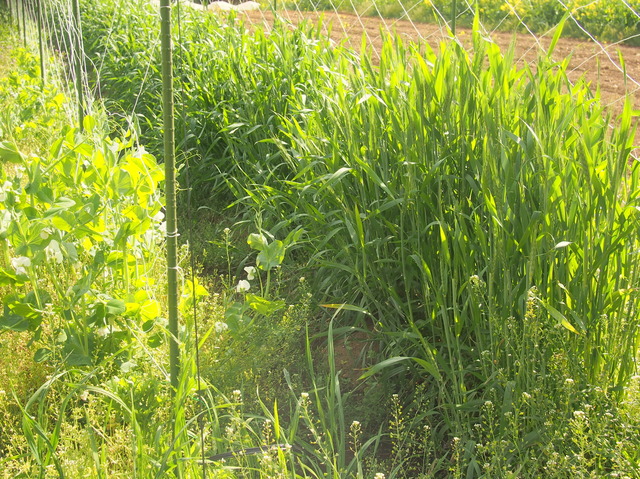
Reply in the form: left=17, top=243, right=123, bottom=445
left=286, top=0, right=640, bottom=45
left=0, top=48, right=166, bottom=367
left=0, top=49, right=69, bottom=152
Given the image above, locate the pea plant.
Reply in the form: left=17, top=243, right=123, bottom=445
left=0, top=121, right=166, bottom=368
left=224, top=228, right=303, bottom=336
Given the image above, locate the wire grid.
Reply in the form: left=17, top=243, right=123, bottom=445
left=8, top=0, right=639, bottom=142
left=244, top=0, right=639, bottom=130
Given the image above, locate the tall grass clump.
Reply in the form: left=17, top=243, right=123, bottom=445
left=58, top=0, right=640, bottom=473
left=228, top=28, right=640, bottom=473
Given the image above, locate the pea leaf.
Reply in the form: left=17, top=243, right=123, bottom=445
left=246, top=294, right=285, bottom=315
left=0, top=141, right=23, bottom=163
left=247, top=233, right=268, bottom=251
left=257, top=240, right=285, bottom=271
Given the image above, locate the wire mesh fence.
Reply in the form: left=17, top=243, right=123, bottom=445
left=3, top=0, right=638, bottom=143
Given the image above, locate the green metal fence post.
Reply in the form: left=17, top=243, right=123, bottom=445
left=452, top=0, right=457, bottom=35
left=160, top=0, right=180, bottom=393
left=37, top=0, right=45, bottom=85
left=71, top=0, right=84, bottom=129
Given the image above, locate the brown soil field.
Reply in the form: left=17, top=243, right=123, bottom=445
left=239, top=9, right=640, bottom=143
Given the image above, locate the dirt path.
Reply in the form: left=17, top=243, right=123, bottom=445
left=241, top=10, right=640, bottom=129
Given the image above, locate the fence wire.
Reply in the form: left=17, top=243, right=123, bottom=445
left=245, top=0, right=639, bottom=130
left=4, top=0, right=638, bottom=142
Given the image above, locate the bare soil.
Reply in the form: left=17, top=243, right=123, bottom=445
left=241, top=9, right=640, bottom=136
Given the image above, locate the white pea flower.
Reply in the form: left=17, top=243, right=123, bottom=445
left=214, top=321, right=228, bottom=333
left=0, top=181, right=12, bottom=202
left=244, top=266, right=256, bottom=280
left=96, top=325, right=115, bottom=337
left=120, top=360, right=137, bottom=373
left=236, top=280, right=250, bottom=292
left=11, top=256, right=31, bottom=275
left=45, top=240, right=64, bottom=264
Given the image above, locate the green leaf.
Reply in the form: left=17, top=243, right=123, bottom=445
left=34, top=348, right=52, bottom=363
left=548, top=13, right=569, bottom=57
left=51, top=213, right=75, bottom=232
left=246, top=294, right=285, bottom=315
left=360, top=355, right=441, bottom=381
left=139, top=300, right=160, bottom=320
left=148, top=333, right=164, bottom=348
left=142, top=320, right=155, bottom=333
left=83, top=115, right=96, bottom=132
left=257, top=240, right=285, bottom=271
left=65, top=353, right=92, bottom=367
left=45, top=197, right=76, bottom=217
left=247, top=233, right=268, bottom=251
left=539, top=300, right=581, bottom=335
left=320, top=303, right=369, bottom=314
left=0, top=268, right=23, bottom=286
left=0, top=310, right=32, bottom=331
left=225, top=302, right=249, bottom=334
left=412, top=357, right=441, bottom=381
left=0, top=141, right=24, bottom=163
left=359, top=356, right=413, bottom=380
left=106, top=299, right=126, bottom=317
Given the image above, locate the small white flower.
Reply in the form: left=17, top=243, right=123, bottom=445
left=214, top=321, right=228, bottom=333
left=11, top=256, right=31, bottom=275
left=244, top=266, right=256, bottom=280
left=120, top=360, right=137, bottom=373
left=45, top=240, right=64, bottom=264
left=96, top=325, right=114, bottom=337
left=0, top=181, right=12, bottom=202
left=236, top=280, right=250, bottom=292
